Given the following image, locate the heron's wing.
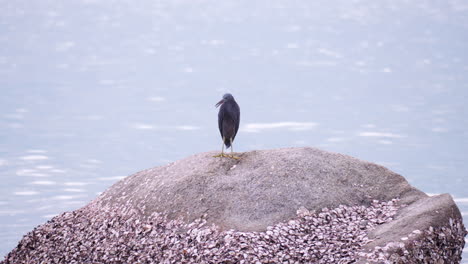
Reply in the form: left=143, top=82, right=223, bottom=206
left=232, top=102, right=240, bottom=139
left=218, top=107, right=224, bottom=138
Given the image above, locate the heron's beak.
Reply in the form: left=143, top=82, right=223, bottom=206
left=215, top=99, right=225, bottom=108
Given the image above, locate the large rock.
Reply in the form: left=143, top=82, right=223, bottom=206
left=2, top=147, right=466, bottom=263
left=97, top=147, right=424, bottom=231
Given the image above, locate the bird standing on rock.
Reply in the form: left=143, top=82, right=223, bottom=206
left=214, top=93, right=240, bottom=159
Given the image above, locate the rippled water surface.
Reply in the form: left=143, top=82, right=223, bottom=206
left=1, top=0, right=467, bottom=260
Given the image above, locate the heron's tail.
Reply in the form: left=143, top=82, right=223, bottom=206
left=224, top=139, right=231, bottom=149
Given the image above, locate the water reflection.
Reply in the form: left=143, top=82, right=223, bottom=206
left=63, top=188, right=86, bottom=193
left=242, top=122, right=318, bottom=133
left=455, top=198, right=468, bottom=204
left=29, top=180, right=56, bottom=186
left=19, top=155, right=49, bottom=161
left=96, top=176, right=126, bottom=181
left=63, top=182, right=90, bottom=187
left=358, top=132, right=406, bottom=138
left=16, top=169, right=49, bottom=177
left=13, top=191, right=40, bottom=196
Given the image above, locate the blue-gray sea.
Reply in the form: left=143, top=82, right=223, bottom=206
left=1, top=0, right=467, bottom=260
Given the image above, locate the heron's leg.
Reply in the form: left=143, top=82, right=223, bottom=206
left=213, top=138, right=228, bottom=158
left=229, top=138, right=240, bottom=159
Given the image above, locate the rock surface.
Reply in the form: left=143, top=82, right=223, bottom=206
left=359, top=193, right=466, bottom=263
left=96, top=147, right=424, bottom=231
left=1, top=147, right=466, bottom=263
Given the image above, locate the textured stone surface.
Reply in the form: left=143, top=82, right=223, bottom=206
left=358, top=194, right=466, bottom=263
left=1, top=147, right=465, bottom=263
left=95, top=147, right=425, bottom=231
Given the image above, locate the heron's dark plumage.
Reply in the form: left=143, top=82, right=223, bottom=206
left=216, top=93, right=240, bottom=149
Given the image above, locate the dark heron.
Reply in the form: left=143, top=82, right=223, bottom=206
left=214, top=93, right=240, bottom=159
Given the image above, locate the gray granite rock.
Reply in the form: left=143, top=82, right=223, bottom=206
left=2, top=147, right=465, bottom=263
left=96, top=147, right=425, bottom=231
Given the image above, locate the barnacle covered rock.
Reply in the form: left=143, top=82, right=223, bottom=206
left=2, top=147, right=465, bottom=263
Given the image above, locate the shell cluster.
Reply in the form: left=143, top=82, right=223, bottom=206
left=1, top=200, right=404, bottom=263
left=359, top=217, right=467, bottom=264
